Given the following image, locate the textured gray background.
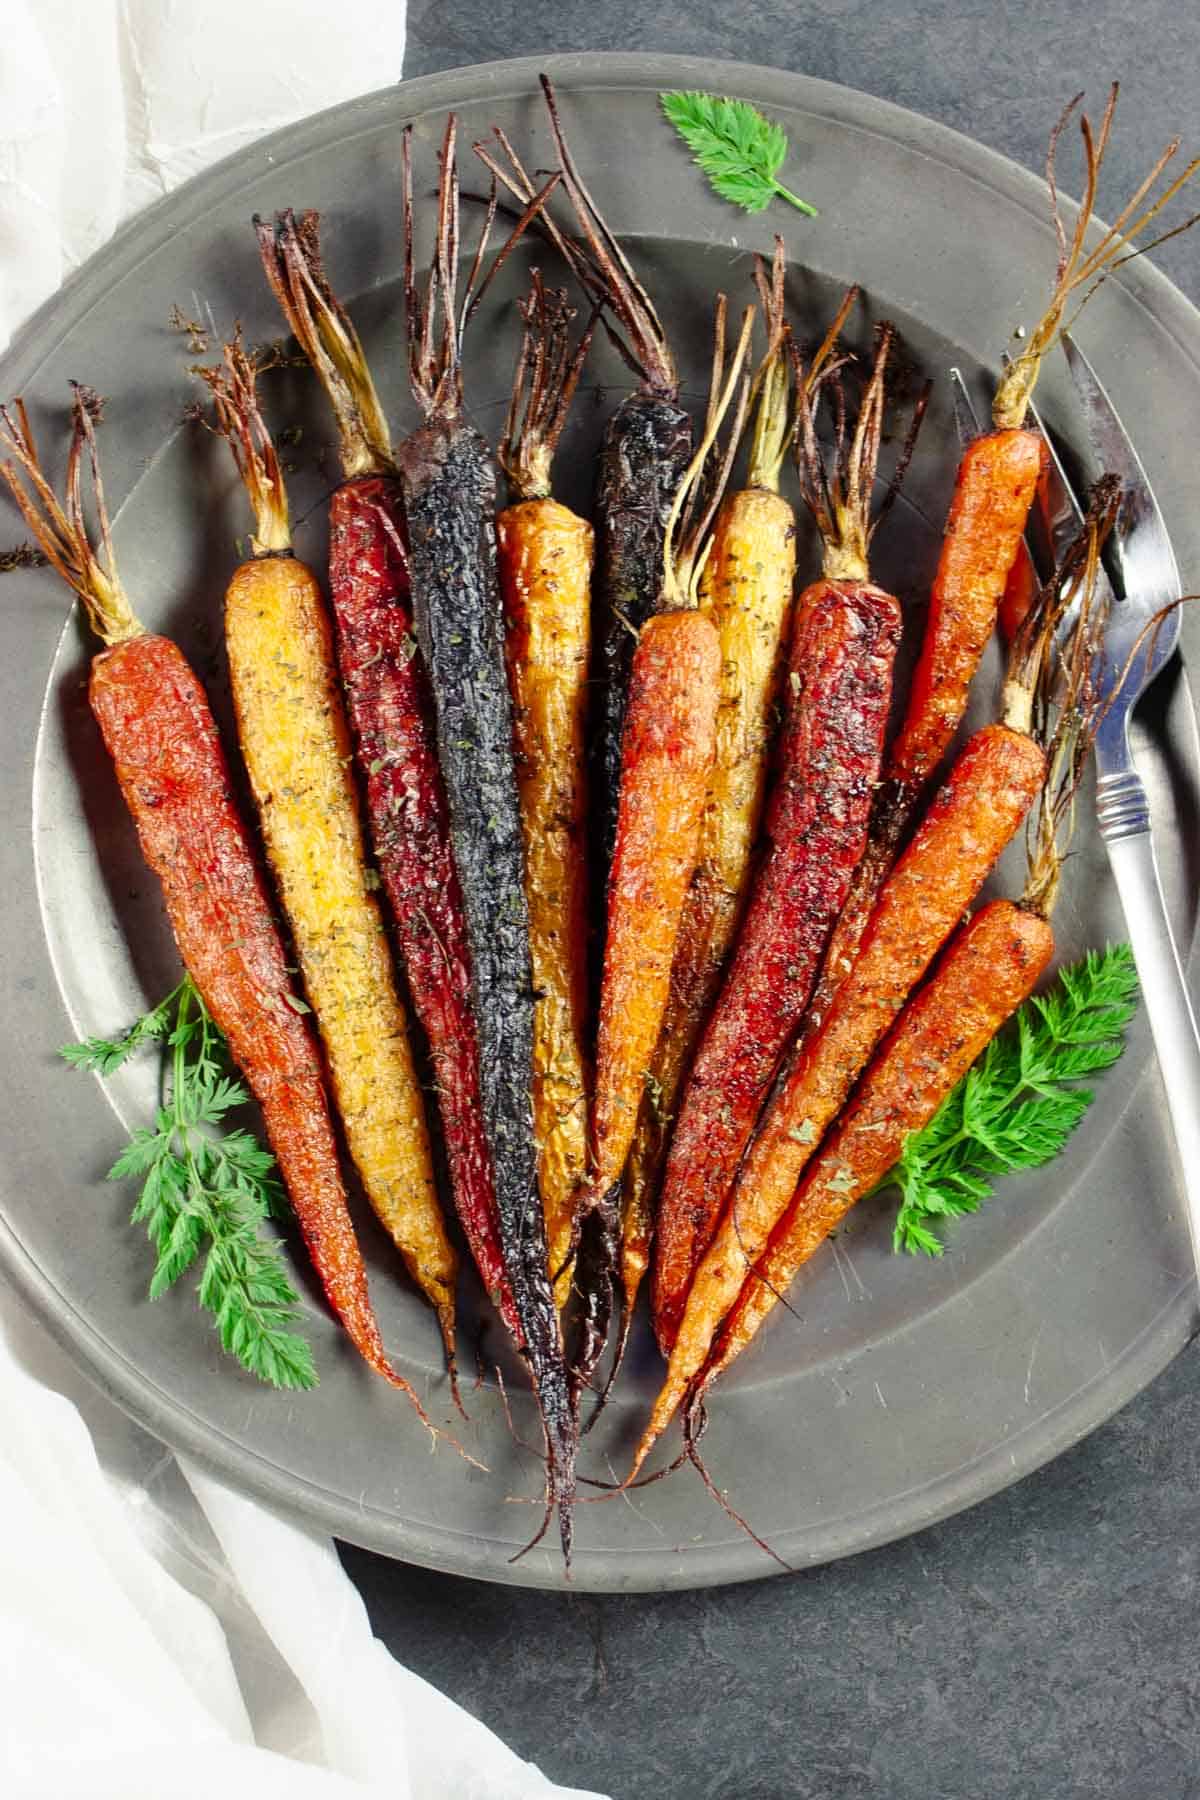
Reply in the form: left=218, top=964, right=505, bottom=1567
left=340, top=10, right=1200, bottom=1797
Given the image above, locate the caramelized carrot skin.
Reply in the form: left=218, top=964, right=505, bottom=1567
left=652, top=581, right=901, bottom=1352
left=327, top=477, right=517, bottom=1337
left=88, top=633, right=396, bottom=1384
left=498, top=497, right=593, bottom=1303
left=805, top=430, right=1044, bottom=1033
left=712, top=900, right=1055, bottom=1375
left=731, top=722, right=1047, bottom=1243
left=630, top=723, right=1048, bottom=1471
left=889, top=428, right=1042, bottom=788
left=591, top=609, right=721, bottom=1203
left=622, top=487, right=795, bottom=1315
left=225, top=552, right=456, bottom=1338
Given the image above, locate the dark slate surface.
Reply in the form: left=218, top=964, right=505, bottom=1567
left=341, top=11, right=1200, bottom=1796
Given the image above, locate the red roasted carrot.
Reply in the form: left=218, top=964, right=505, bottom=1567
left=803, top=86, right=1199, bottom=1035
left=0, top=390, right=433, bottom=1422
left=652, top=324, right=916, bottom=1354
left=254, top=210, right=519, bottom=1340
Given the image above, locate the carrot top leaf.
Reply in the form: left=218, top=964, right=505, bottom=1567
left=887, top=943, right=1138, bottom=1255
left=63, top=976, right=318, bottom=1389
left=660, top=92, right=818, bottom=219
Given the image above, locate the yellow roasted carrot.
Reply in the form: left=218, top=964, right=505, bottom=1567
left=497, top=279, right=595, bottom=1304
left=197, top=338, right=459, bottom=1380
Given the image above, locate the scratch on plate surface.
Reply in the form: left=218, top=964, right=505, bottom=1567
left=1023, top=1323, right=1044, bottom=1408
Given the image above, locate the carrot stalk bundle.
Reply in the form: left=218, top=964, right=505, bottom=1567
left=651, top=321, right=919, bottom=1356
left=397, top=119, right=577, bottom=1560
left=0, top=390, right=435, bottom=1425
left=804, top=89, right=1200, bottom=1039
left=254, top=210, right=519, bottom=1339
left=195, top=336, right=461, bottom=1390
left=696, top=484, right=1118, bottom=1416
left=496, top=276, right=596, bottom=1304
left=478, top=77, right=695, bottom=879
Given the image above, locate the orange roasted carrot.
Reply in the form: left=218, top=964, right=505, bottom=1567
left=0, top=390, right=435, bottom=1425
left=496, top=276, right=596, bottom=1304
left=615, top=251, right=851, bottom=1363
left=803, top=86, right=1199, bottom=1035
left=570, top=298, right=753, bottom=1410
left=706, top=900, right=1055, bottom=1378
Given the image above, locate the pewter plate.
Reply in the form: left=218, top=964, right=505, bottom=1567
left=2, top=53, right=1198, bottom=1591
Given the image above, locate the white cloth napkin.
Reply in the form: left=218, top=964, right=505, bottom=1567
left=0, top=9, right=611, bottom=1797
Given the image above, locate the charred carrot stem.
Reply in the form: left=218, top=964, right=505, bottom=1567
left=705, top=900, right=1055, bottom=1383
left=1, top=392, right=434, bottom=1424
left=255, top=209, right=520, bottom=1344
left=196, top=338, right=461, bottom=1389
left=497, top=278, right=595, bottom=1304
left=399, top=119, right=577, bottom=1562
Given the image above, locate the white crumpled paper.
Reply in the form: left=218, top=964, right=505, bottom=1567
left=0, top=8, right=611, bottom=1796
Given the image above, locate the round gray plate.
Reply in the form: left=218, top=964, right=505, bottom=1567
left=2, top=53, right=1199, bottom=1592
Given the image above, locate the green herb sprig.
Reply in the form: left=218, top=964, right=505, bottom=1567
left=887, top=944, right=1138, bottom=1256
left=63, top=977, right=317, bottom=1389
left=659, top=91, right=818, bottom=219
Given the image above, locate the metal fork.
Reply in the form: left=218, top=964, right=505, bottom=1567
left=952, top=349, right=1200, bottom=1271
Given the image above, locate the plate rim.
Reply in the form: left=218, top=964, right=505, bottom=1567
left=3, top=50, right=1199, bottom=1591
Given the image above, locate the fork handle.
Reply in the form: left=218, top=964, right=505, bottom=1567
left=1098, top=768, right=1200, bottom=1279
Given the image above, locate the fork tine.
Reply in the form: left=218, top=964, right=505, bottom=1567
left=1062, top=332, right=1182, bottom=608
left=948, top=367, right=983, bottom=447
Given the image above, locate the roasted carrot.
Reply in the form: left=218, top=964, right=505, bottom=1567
left=0, top=390, right=434, bottom=1423
left=496, top=277, right=596, bottom=1304
left=254, top=210, right=519, bottom=1341
left=708, top=901, right=1055, bottom=1374
left=630, top=480, right=1118, bottom=1479
left=477, top=77, right=693, bottom=880
left=698, top=484, right=1118, bottom=1402
left=652, top=323, right=917, bottom=1354
left=803, top=86, right=1199, bottom=1035
left=571, top=299, right=753, bottom=1411
left=397, top=120, right=576, bottom=1559
left=616, top=243, right=799, bottom=1359
left=196, top=336, right=460, bottom=1387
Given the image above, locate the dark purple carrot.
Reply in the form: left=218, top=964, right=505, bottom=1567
left=396, top=118, right=576, bottom=1564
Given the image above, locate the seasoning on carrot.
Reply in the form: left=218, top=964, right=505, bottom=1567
left=496, top=275, right=597, bottom=1306
left=195, top=334, right=461, bottom=1396
left=651, top=320, right=921, bottom=1356
left=253, top=208, right=519, bottom=1344
left=697, top=482, right=1119, bottom=1422
left=0, top=389, right=436, bottom=1425
left=614, top=247, right=856, bottom=1375
left=571, top=298, right=754, bottom=1414
left=396, top=119, right=577, bottom=1561
left=804, top=84, right=1199, bottom=1034
left=629, top=480, right=1118, bottom=1483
